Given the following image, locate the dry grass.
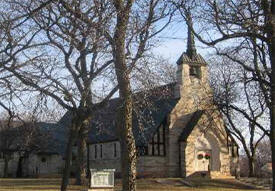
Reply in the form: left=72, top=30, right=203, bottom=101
left=0, top=178, right=266, bottom=191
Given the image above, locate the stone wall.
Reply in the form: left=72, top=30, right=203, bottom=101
left=166, top=113, right=193, bottom=177
left=89, top=141, right=121, bottom=176
left=23, top=154, right=63, bottom=177
left=137, top=156, right=167, bottom=177
left=181, top=112, right=238, bottom=177
left=88, top=141, right=168, bottom=178
left=89, top=141, right=120, bottom=161
left=0, top=159, right=3, bottom=177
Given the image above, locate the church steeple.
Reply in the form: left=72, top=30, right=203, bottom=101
left=186, top=11, right=196, bottom=59
left=175, top=10, right=209, bottom=98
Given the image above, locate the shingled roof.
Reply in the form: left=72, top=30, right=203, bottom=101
left=37, top=122, right=67, bottom=156
left=57, top=83, right=178, bottom=147
left=88, top=97, right=178, bottom=146
left=176, top=53, right=207, bottom=66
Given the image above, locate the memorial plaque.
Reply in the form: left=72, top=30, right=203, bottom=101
left=90, top=169, right=115, bottom=188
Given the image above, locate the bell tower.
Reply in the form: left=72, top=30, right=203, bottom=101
left=174, top=12, right=211, bottom=114
left=174, top=12, right=209, bottom=99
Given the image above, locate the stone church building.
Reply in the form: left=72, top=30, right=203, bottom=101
left=0, top=28, right=239, bottom=178
left=85, top=30, right=240, bottom=178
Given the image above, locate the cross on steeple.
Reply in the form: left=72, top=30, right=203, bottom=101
left=186, top=11, right=196, bottom=59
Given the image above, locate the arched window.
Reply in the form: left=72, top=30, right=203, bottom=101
left=148, top=124, right=166, bottom=156
left=190, top=66, right=201, bottom=78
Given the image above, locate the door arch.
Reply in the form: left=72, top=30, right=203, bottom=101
left=194, top=133, right=220, bottom=171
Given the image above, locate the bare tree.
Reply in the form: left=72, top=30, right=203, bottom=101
left=131, top=56, right=177, bottom=92
left=41, top=0, right=173, bottom=190
left=1, top=0, right=117, bottom=188
left=106, top=1, right=173, bottom=190
left=255, top=139, right=272, bottom=172
left=1, top=1, right=173, bottom=190
left=210, top=57, right=268, bottom=177
left=173, top=0, right=275, bottom=188
left=239, top=139, right=271, bottom=177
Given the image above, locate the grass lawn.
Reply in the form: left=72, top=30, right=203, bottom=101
left=0, top=178, right=267, bottom=191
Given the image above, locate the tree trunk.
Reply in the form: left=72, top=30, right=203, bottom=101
left=75, top=129, right=87, bottom=185
left=263, top=0, right=275, bottom=189
left=118, top=98, right=137, bottom=191
left=269, top=1, right=275, bottom=190
left=16, top=156, right=23, bottom=178
left=3, top=155, right=9, bottom=178
left=112, top=1, right=137, bottom=189
left=248, top=156, right=256, bottom=177
left=270, top=40, right=275, bottom=190
left=61, top=126, right=78, bottom=191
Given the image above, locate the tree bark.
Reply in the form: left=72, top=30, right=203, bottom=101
left=270, top=30, right=275, bottom=191
left=248, top=156, right=256, bottom=177
left=117, top=97, right=137, bottom=191
left=75, top=128, right=87, bottom=185
left=271, top=83, right=275, bottom=191
left=3, top=155, right=9, bottom=178
left=268, top=1, right=275, bottom=189
left=114, top=48, right=137, bottom=190
left=61, top=123, right=78, bottom=191
left=112, top=1, right=136, bottom=190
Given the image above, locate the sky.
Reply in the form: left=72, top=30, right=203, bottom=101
left=152, top=22, right=215, bottom=65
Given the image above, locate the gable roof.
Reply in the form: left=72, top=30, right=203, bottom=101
left=57, top=83, right=179, bottom=147
left=37, top=122, right=67, bottom=156
left=88, top=97, right=178, bottom=146
left=179, top=110, right=204, bottom=142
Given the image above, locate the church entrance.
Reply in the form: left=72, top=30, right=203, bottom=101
left=179, top=132, right=221, bottom=177
left=195, top=150, right=211, bottom=172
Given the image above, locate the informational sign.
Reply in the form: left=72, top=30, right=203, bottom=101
left=90, top=169, right=115, bottom=188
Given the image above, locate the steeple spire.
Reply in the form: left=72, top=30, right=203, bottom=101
left=186, top=11, right=196, bottom=59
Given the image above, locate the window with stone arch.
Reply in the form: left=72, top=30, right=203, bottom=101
left=189, top=65, right=201, bottom=79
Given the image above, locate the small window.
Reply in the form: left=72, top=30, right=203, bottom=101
left=190, top=66, right=201, bottom=78
left=114, top=143, right=117, bottom=158
left=100, top=144, right=103, bottom=158
left=94, top=145, right=97, bottom=159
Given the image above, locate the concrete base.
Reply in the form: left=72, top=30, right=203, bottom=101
left=84, top=188, right=114, bottom=191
